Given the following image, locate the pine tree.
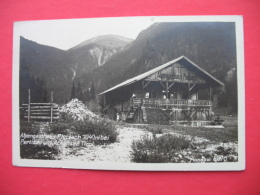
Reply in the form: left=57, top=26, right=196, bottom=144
left=30, top=77, right=37, bottom=102
left=76, top=82, right=84, bottom=101
left=70, top=82, right=76, bottom=100
left=226, top=70, right=237, bottom=114
left=84, top=89, right=90, bottom=102
left=40, top=78, right=48, bottom=103
left=35, top=77, right=42, bottom=102
left=42, top=87, right=48, bottom=103
left=89, top=83, right=96, bottom=100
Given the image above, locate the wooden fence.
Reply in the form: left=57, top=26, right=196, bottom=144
left=21, top=90, right=59, bottom=122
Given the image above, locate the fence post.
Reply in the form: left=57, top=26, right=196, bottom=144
left=50, top=91, right=53, bottom=123
left=28, top=89, right=30, bottom=122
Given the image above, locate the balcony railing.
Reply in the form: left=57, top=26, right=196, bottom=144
left=132, top=98, right=212, bottom=109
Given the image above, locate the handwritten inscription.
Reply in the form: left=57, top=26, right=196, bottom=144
left=189, top=155, right=228, bottom=163
left=20, top=133, right=109, bottom=147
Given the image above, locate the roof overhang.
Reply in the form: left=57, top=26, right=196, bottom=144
left=99, top=56, right=224, bottom=96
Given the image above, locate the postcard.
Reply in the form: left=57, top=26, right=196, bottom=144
left=13, top=16, right=245, bottom=171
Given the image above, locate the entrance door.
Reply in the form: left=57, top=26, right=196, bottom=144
left=149, top=91, right=156, bottom=98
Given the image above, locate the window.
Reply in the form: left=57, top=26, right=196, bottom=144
left=145, top=92, right=149, bottom=98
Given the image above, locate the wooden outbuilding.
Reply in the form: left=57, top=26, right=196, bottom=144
left=98, top=56, right=224, bottom=126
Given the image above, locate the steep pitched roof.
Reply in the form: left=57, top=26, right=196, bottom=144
left=99, top=56, right=224, bottom=95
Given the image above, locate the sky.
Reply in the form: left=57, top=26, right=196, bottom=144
left=14, top=17, right=156, bottom=50
left=14, top=16, right=241, bottom=50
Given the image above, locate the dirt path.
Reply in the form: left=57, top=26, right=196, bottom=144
left=58, top=127, right=150, bottom=163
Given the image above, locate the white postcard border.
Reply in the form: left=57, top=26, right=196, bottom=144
left=13, top=15, right=245, bottom=171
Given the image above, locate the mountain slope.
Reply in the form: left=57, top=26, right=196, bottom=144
left=19, top=35, right=132, bottom=103
left=79, top=22, right=237, bottom=94
left=19, top=36, right=75, bottom=104
left=67, top=35, right=133, bottom=79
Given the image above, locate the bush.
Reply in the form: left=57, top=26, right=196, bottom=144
left=215, top=146, right=237, bottom=156
left=49, top=117, right=118, bottom=145
left=85, top=99, right=101, bottom=114
left=72, top=118, right=118, bottom=144
left=145, top=108, right=170, bottom=125
left=145, top=125, right=163, bottom=134
left=59, top=112, right=75, bottom=123
left=20, top=120, right=39, bottom=134
left=49, top=121, right=71, bottom=135
left=131, top=133, right=190, bottom=163
left=20, top=144, right=58, bottom=160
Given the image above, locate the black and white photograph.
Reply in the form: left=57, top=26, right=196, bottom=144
left=12, top=16, right=245, bottom=171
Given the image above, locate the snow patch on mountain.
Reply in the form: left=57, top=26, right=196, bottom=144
left=89, top=46, right=116, bottom=66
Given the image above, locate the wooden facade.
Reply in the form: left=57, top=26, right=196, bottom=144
left=99, top=56, right=224, bottom=126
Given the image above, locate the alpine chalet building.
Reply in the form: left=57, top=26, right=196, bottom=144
left=99, top=56, right=224, bottom=126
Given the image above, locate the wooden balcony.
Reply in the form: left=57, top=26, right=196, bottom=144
left=131, top=98, right=212, bottom=109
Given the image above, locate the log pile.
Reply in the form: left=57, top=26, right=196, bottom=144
left=22, top=103, right=59, bottom=121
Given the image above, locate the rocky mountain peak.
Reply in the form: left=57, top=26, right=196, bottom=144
left=69, top=34, right=133, bottom=51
